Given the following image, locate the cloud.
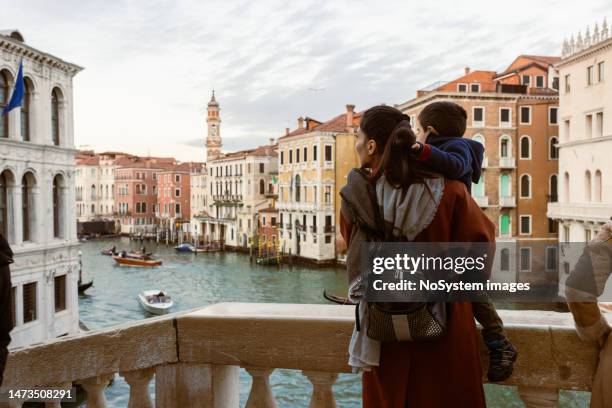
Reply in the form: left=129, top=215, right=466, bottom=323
left=2, top=0, right=610, bottom=160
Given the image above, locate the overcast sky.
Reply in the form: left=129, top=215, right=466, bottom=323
left=2, top=0, right=610, bottom=161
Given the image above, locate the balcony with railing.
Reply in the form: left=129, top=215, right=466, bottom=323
left=324, top=225, right=335, bottom=233
left=548, top=202, right=611, bottom=223
left=499, top=156, right=516, bottom=169
left=0, top=303, right=601, bottom=408
left=474, top=195, right=489, bottom=208
left=499, top=195, right=517, bottom=208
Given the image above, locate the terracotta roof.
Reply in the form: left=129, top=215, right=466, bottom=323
left=279, top=109, right=359, bottom=141
left=433, top=70, right=497, bottom=93
left=497, top=55, right=560, bottom=77
left=76, top=156, right=100, bottom=166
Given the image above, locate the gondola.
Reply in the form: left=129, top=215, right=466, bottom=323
left=78, top=280, right=94, bottom=294
left=323, top=290, right=356, bottom=305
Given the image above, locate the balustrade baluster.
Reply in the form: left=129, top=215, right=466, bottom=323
left=79, top=374, right=113, bottom=408
left=302, top=371, right=338, bottom=408
left=518, top=386, right=559, bottom=408
left=121, top=368, right=155, bottom=408
left=244, top=367, right=277, bottom=408
left=44, top=381, right=72, bottom=408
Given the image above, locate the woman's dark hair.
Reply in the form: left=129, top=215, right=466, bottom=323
left=418, top=101, right=467, bottom=138
left=360, top=105, right=431, bottom=189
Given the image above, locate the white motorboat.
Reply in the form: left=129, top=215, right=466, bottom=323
left=138, top=290, right=174, bottom=315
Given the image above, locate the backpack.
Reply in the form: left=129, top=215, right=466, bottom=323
left=344, top=169, right=447, bottom=342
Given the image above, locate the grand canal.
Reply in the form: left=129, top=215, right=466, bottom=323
left=78, top=237, right=588, bottom=407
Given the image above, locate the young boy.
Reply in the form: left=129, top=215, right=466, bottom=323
left=410, top=101, right=518, bottom=382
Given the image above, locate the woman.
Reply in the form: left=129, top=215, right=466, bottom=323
left=340, top=105, right=494, bottom=407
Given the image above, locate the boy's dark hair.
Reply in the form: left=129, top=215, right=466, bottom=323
left=418, top=101, right=467, bottom=138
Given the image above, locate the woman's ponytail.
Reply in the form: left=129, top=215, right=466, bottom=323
left=362, top=106, right=427, bottom=189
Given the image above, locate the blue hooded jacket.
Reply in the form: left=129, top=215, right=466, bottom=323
left=420, top=135, right=484, bottom=193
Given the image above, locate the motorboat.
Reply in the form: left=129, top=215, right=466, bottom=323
left=174, top=243, right=195, bottom=253
left=190, top=242, right=222, bottom=253
left=113, top=253, right=162, bottom=267
left=138, top=290, right=174, bottom=315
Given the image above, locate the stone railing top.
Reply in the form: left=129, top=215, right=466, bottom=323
left=1, top=303, right=605, bottom=393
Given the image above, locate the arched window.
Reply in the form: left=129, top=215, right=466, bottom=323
left=549, top=175, right=558, bottom=202
left=520, top=136, right=531, bottom=159
left=520, top=174, right=531, bottom=198
left=51, top=88, right=62, bottom=146
left=53, top=174, right=65, bottom=238
left=549, top=137, right=559, bottom=159
left=0, top=70, right=9, bottom=139
left=585, top=171, right=592, bottom=202
left=91, top=184, right=96, bottom=200
left=499, top=135, right=510, bottom=159
left=21, top=172, right=35, bottom=242
left=564, top=172, right=570, bottom=203
left=294, top=175, right=301, bottom=202
left=259, top=179, right=265, bottom=195
left=21, top=78, right=33, bottom=142
left=594, top=170, right=602, bottom=202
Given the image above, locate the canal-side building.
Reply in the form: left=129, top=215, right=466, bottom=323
left=548, top=20, right=611, bottom=242
left=0, top=29, right=82, bottom=348
left=156, top=162, right=203, bottom=241
left=397, top=56, right=560, bottom=286
left=397, top=56, right=560, bottom=242
left=193, top=143, right=278, bottom=248
left=189, top=165, right=208, bottom=243
left=75, top=150, right=130, bottom=227
left=277, top=105, right=360, bottom=263
left=114, top=156, right=175, bottom=235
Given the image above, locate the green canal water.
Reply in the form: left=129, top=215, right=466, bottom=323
left=78, top=237, right=589, bottom=407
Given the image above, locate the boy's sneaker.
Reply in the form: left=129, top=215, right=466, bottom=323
left=485, top=338, right=518, bottom=382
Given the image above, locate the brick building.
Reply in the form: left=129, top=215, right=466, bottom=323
left=157, top=162, right=203, bottom=239
left=397, top=56, right=560, bottom=283
left=114, top=156, right=176, bottom=234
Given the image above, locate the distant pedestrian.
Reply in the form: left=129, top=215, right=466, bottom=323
left=0, top=233, right=14, bottom=387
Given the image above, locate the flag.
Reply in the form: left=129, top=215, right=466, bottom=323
left=1, top=59, right=24, bottom=116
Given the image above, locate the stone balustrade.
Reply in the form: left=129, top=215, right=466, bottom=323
left=0, top=303, right=602, bottom=407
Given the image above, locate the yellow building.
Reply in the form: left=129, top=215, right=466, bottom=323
left=277, top=105, right=359, bottom=263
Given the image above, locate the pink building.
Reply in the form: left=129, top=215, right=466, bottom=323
left=114, top=156, right=176, bottom=234
left=157, top=162, right=203, bottom=237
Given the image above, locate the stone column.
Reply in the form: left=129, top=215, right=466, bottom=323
left=30, top=186, right=41, bottom=243
left=79, top=374, right=113, bottom=408
left=44, top=381, right=72, bottom=408
left=244, top=367, right=277, bottom=408
left=302, top=371, right=338, bottom=408
left=9, top=186, right=22, bottom=246
left=121, top=368, right=154, bottom=408
left=156, top=363, right=239, bottom=408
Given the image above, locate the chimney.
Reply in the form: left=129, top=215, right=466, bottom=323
left=465, top=67, right=470, bottom=75
left=269, top=137, right=275, bottom=145
left=285, top=127, right=290, bottom=136
left=297, top=117, right=304, bottom=129
left=346, top=104, right=355, bottom=129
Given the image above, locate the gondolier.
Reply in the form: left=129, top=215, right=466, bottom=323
left=0, top=233, right=13, bottom=387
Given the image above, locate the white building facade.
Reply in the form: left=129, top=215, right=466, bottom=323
left=548, top=20, right=612, bottom=242
left=75, top=152, right=116, bottom=222
left=0, top=30, right=81, bottom=348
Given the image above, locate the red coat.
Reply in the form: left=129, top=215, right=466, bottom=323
left=341, top=179, right=494, bottom=408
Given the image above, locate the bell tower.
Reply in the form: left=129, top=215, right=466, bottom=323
left=205, top=90, right=222, bottom=161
